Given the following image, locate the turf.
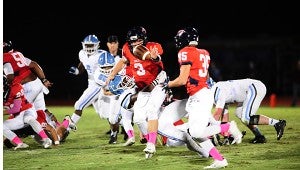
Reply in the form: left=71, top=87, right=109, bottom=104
left=3, top=106, right=300, bottom=170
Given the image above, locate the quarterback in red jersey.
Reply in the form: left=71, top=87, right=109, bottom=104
left=117, top=27, right=164, bottom=91
left=107, top=26, right=168, bottom=158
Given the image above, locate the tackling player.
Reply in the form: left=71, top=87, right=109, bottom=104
left=211, top=79, right=287, bottom=143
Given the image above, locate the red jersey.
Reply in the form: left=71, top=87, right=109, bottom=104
left=3, top=51, right=32, bottom=84
left=177, top=46, right=211, bottom=95
left=4, top=82, right=33, bottom=114
left=122, top=42, right=164, bottom=90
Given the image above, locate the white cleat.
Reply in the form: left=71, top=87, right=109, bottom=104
left=65, top=115, right=77, bottom=132
left=42, top=138, right=52, bottom=149
left=143, top=143, right=156, bottom=159
left=14, top=143, right=29, bottom=150
left=228, top=121, right=243, bottom=144
left=203, top=159, right=228, bottom=169
left=123, top=137, right=135, bottom=146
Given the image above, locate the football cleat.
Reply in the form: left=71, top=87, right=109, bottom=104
left=14, top=143, right=29, bottom=150
left=64, top=115, right=77, bottom=132
left=109, top=134, right=117, bottom=144
left=42, top=138, right=52, bottom=149
left=143, top=143, right=156, bottom=159
left=251, top=135, right=266, bottom=144
left=274, top=120, right=286, bottom=140
left=123, top=137, right=135, bottom=146
left=203, top=159, right=228, bottom=169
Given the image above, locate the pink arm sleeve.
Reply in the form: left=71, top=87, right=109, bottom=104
left=7, top=99, right=22, bottom=114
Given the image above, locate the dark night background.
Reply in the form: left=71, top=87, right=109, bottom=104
left=3, top=1, right=300, bottom=105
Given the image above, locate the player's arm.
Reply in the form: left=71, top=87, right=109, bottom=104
left=106, top=58, right=127, bottom=85
left=3, top=63, right=14, bottom=84
left=168, top=65, right=191, bottom=88
left=29, top=61, right=53, bottom=88
left=4, top=98, right=22, bottom=115
left=213, top=91, right=227, bottom=120
left=77, top=62, right=86, bottom=74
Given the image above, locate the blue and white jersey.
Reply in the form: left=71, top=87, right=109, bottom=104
left=78, top=49, right=107, bottom=83
left=94, top=68, right=109, bottom=88
left=211, top=78, right=264, bottom=108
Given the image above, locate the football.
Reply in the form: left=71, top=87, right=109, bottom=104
left=133, top=45, right=151, bottom=60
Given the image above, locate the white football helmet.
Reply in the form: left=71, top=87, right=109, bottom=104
left=82, top=34, right=99, bottom=55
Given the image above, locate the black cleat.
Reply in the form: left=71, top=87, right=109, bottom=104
left=109, top=134, right=117, bottom=144
left=140, top=138, right=147, bottom=144
left=274, top=120, right=286, bottom=140
left=251, top=135, right=266, bottom=144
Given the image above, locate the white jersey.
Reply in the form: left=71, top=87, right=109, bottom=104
left=78, top=49, right=107, bottom=82
left=94, top=68, right=109, bottom=87
left=211, top=78, right=266, bottom=109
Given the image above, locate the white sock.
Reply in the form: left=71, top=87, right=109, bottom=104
left=269, top=118, right=279, bottom=126
left=71, top=113, right=81, bottom=124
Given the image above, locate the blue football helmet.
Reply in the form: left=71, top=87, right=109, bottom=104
left=82, top=35, right=100, bottom=55
left=174, top=27, right=199, bottom=49
left=108, top=74, right=135, bottom=95
left=98, top=52, right=115, bottom=75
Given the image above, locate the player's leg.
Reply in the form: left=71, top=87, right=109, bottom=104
left=23, top=108, right=52, bottom=148
left=71, top=84, right=101, bottom=125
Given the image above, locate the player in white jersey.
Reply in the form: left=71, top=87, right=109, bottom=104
left=211, top=78, right=287, bottom=143
left=108, top=74, right=137, bottom=146
left=68, top=34, right=112, bottom=128
left=93, top=51, right=126, bottom=144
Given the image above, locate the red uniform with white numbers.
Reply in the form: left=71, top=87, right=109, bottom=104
left=122, top=41, right=164, bottom=90
left=177, top=46, right=210, bottom=95
left=177, top=46, right=214, bottom=139
left=4, top=82, right=32, bottom=113
left=3, top=51, right=32, bottom=84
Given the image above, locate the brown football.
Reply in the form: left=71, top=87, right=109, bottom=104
left=133, top=45, right=151, bottom=60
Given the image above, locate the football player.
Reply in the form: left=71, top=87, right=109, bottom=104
left=67, top=35, right=114, bottom=132
left=3, top=75, right=52, bottom=149
left=211, top=79, right=287, bottom=143
left=166, top=27, right=243, bottom=169
left=3, top=40, right=58, bottom=129
left=106, top=26, right=168, bottom=158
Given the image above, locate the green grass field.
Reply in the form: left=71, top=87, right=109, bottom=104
left=3, top=106, right=300, bottom=170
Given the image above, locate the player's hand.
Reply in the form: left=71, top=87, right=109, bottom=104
left=69, top=66, right=79, bottom=75
left=105, top=74, right=115, bottom=85
left=42, top=79, right=53, bottom=88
